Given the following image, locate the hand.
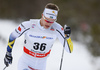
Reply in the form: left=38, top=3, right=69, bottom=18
left=4, top=52, right=13, bottom=67
left=64, top=25, right=71, bottom=38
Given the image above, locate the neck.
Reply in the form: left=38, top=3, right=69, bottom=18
left=40, top=19, right=43, bottom=26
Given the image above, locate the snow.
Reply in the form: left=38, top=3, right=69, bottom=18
left=0, top=19, right=99, bottom=70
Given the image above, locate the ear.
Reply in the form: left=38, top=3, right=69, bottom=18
left=42, top=14, right=43, bottom=17
left=41, top=14, right=43, bottom=20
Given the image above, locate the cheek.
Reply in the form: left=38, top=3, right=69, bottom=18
left=49, top=23, right=53, bottom=26
left=43, top=22, right=47, bottom=25
left=49, top=23, right=53, bottom=25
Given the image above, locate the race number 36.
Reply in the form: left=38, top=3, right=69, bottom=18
left=33, top=42, right=46, bottom=51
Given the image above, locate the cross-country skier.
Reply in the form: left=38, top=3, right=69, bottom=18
left=4, top=3, right=73, bottom=70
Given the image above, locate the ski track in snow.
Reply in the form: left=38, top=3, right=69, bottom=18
left=0, top=19, right=99, bottom=70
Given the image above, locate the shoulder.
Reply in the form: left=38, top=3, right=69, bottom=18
left=21, top=20, right=31, bottom=29
left=52, top=22, right=64, bottom=31
left=21, top=19, right=40, bottom=29
left=30, top=19, right=40, bottom=24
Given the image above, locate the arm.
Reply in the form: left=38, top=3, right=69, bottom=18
left=4, top=21, right=31, bottom=67
left=56, top=23, right=73, bottom=53
left=7, top=21, right=31, bottom=52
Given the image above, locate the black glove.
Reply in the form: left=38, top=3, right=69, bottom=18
left=64, top=25, right=71, bottom=38
left=4, top=52, right=13, bottom=67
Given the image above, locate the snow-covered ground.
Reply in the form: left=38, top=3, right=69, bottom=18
left=0, top=20, right=99, bottom=70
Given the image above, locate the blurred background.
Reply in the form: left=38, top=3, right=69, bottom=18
left=0, top=0, right=100, bottom=70
left=0, top=0, right=100, bottom=57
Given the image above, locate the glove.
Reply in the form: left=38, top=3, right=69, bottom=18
left=64, top=25, right=71, bottom=38
left=4, top=52, right=13, bottom=67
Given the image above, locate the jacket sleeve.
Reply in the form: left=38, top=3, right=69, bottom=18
left=7, top=21, right=31, bottom=52
left=55, top=23, right=73, bottom=53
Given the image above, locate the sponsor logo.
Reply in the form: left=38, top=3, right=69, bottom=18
left=50, top=16, right=53, bottom=18
left=52, top=11, right=57, bottom=16
left=46, top=13, right=56, bottom=16
left=18, top=26, right=21, bottom=31
left=32, top=24, right=36, bottom=28
left=52, top=11, right=55, bottom=13
left=50, top=27, right=55, bottom=31
left=42, top=36, right=46, bottom=39
left=61, top=28, right=64, bottom=30
left=29, top=35, right=53, bottom=39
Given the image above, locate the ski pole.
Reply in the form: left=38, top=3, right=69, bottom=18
left=59, top=37, right=66, bottom=70
left=59, top=25, right=67, bottom=70
left=3, top=66, right=7, bottom=70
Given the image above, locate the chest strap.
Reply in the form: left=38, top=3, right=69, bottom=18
left=23, top=46, right=51, bottom=58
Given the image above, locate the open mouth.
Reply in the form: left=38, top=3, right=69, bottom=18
left=45, top=25, right=50, bottom=28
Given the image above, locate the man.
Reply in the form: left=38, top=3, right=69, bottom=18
left=4, top=3, right=73, bottom=70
